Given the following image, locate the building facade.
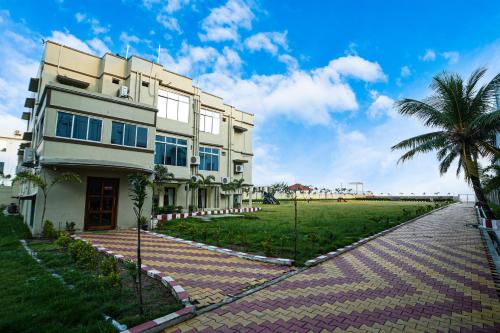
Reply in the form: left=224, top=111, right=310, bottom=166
left=19, top=41, right=254, bottom=235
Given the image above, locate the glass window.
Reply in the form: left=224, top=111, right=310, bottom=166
left=136, top=127, right=148, bottom=148
left=157, top=96, right=167, bottom=118
left=88, top=118, right=102, bottom=142
left=124, top=124, right=137, bottom=147
left=72, top=115, right=88, bottom=140
left=199, top=146, right=219, bottom=171
left=200, top=109, right=220, bottom=135
left=56, top=112, right=73, bottom=138
left=111, top=122, right=147, bottom=148
left=157, top=90, right=189, bottom=123
left=154, top=135, right=188, bottom=167
left=155, top=142, right=165, bottom=164
left=56, top=112, right=102, bottom=142
left=165, top=143, right=176, bottom=165
left=111, top=122, right=124, bottom=145
left=177, top=145, right=187, bottom=166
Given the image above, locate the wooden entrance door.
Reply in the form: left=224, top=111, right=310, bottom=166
left=85, top=177, right=119, bottom=231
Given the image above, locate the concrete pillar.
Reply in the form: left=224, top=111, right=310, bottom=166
left=249, top=186, right=253, bottom=208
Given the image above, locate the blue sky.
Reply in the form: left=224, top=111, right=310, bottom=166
left=1, top=0, right=500, bottom=195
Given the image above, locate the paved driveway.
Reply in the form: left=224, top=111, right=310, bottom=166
left=79, top=230, right=292, bottom=307
left=167, top=204, right=500, bottom=332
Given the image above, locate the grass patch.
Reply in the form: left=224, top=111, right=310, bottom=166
left=158, top=200, right=447, bottom=266
left=0, top=215, right=180, bottom=333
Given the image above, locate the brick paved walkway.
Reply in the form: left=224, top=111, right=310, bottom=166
left=79, top=230, right=292, bottom=307
left=166, top=203, right=500, bottom=332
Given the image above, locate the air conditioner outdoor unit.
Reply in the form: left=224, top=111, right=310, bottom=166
left=221, top=176, right=230, bottom=184
left=117, top=85, right=129, bottom=98
left=234, top=164, right=244, bottom=173
left=190, top=175, right=201, bottom=183
left=16, top=165, right=26, bottom=174
left=23, top=148, right=35, bottom=165
left=190, top=155, right=200, bottom=165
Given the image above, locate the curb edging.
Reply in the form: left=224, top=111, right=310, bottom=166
left=71, top=235, right=195, bottom=333
left=155, top=207, right=261, bottom=223
left=144, top=230, right=294, bottom=266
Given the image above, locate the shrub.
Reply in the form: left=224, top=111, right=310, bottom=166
left=65, top=221, right=76, bottom=234
left=42, top=220, right=58, bottom=239
left=261, top=235, right=274, bottom=256
left=100, top=256, right=121, bottom=289
left=188, top=205, right=197, bottom=213
left=55, top=233, right=72, bottom=248
left=68, top=240, right=99, bottom=270
left=140, top=216, right=149, bottom=229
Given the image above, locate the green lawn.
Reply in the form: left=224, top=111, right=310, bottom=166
left=0, top=215, right=180, bottom=333
left=158, top=200, right=445, bottom=265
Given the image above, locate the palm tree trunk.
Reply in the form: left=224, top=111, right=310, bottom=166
left=470, top=174, right=495, bottom=218
left=465, top=149, right=495, bottom=218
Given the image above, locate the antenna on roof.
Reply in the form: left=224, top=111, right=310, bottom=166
left=157, top=44, right=161, bottom=63
left=125, top=44, right=130, bottom=59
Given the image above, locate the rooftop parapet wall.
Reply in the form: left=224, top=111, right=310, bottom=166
left=41, top=41, right=253, bottom=123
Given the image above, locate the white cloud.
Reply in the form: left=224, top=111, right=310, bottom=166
left=87, top=37, right=110, bottom=55
left=320, top=55, right=387, bottom=82
left=367, top=91, right=396, bottom=119
left=119, top=32, right=140, bottom=44
left=164, top=0, right=190, bottom=13
left=75, top=12, right=86, bottom=23
left=420, top=49, right=436, bottom=62
left=161, top=42, right=222, bottom=75
left=156, top=13, right=182, bottom=33
left=0, top=21, right=41, bottom=138
left=442, top=51, right=460, bottom=64
left=74, top=13, right=109, bottom=35
left=199, top=0, right=254, bottom=42
left=325, top=116, right=469, bottom=195
left=253, top=141, right=295, bottom=185
left=195, top=54, right=386, bottom=126
left=245, top=31, right=288, bottom=55
left=400, top=65, right=411, bottom=77
left=49, top=31, right=110, bottom=56
left=278, top=54, right=299, bottom=71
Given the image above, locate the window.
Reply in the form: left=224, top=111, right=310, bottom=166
left=111, top=122, right=148, bottom=148
left=56, top=112, right=102, bottom=142
left=154, top=135, right=187, bottom=167
left=199, top=146, right=219, bottom=171
left=157, top=90, right=189, bottom=123
left=200, top=109, right=220, bottom=135
left=36, top=113, right=45, bottom=145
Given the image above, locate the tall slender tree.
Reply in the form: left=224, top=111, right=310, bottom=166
left=392, top=68, right=500, bottom=218
left=128, top=173, right=151, bottom=316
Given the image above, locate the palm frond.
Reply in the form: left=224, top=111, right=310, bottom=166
left=395, top=99, right=448, bottom=127
left=396, top=136, right=449, bottom=163
left=391, top=131, right=446, bottom=151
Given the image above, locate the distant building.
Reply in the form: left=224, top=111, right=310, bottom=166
left=0, top=131, right=25, bottom=185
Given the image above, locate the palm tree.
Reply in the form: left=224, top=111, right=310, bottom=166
left=189, top=174, right=215, bottom=210
left=392, top=68, right=500, bottom=218
left=13, top=171, right=81, bottom=226
left=152, top=165, right=174, bottom=213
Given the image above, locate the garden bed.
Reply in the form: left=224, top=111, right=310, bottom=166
left=157, top=200, right=449, bottom=266
left=27, top=239, right=182, bottom=330
left=0, top=215, right=181, bottom=333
